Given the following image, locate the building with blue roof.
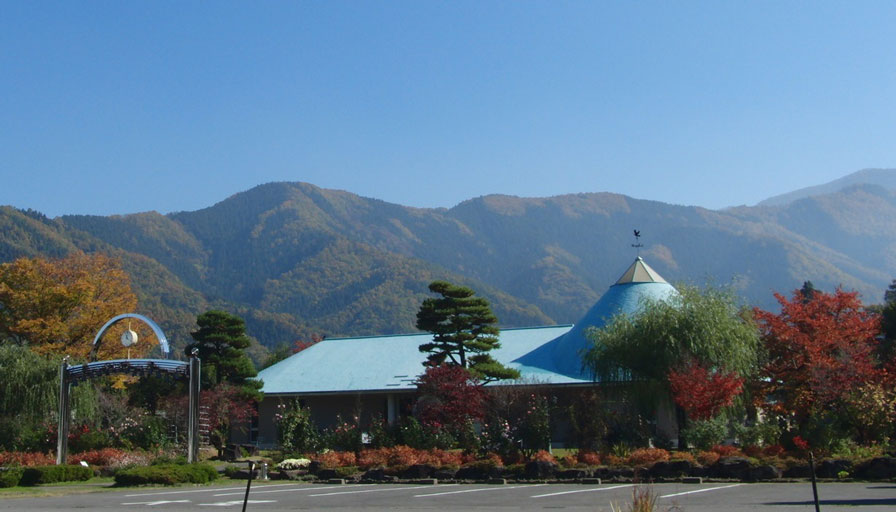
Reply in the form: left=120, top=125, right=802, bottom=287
left=251, top=257, right=678, bottom=447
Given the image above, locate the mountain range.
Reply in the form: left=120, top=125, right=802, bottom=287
left=2, top=168, right=895, bottom=361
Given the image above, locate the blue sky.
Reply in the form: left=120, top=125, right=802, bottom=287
left=2, top=1, right=895, bottom=217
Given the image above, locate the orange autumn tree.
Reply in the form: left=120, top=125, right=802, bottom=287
left=0, top=252, right=145, bottom=360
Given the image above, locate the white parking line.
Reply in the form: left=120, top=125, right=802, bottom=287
left=198, top=500, right=277, bottom=506
left=660, top=483, right=744, bottom=499
left=214, top=484, right=361, bottom=496
left=125, top=483, right=297, bottom=497
left=122, top=499, right=192, bottom=506
left=531, top=484, right=634, bottom=498
left=309, top=484, right=453, bottom=497
left=415, top=484, right=546, bottom=498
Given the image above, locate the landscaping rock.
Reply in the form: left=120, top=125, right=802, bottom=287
left=782, top=464, right=813, bottom=478
left=817, top=459, right=852, bottom=479
left=747, top=465, right=781, bottom=481
left=688, top=465, right=709, bottom=478
left=524, top=460, right=558, bottom=479
left=854, top=457, right=896, bottom=480
left=361, top=468, right=399, bottom=483
left=278, top=469, right=308, bottom=480
left=316, top=469, right=340, bottom=480
left=456, top=464, right=502, bottom=480
left=594, top=466, right=634, bottom=481
left=711, top=457, right=753, bottom=479
left=362, top=468, right=387, bottom=480
left=649, top=460, right=696, bottom=479
left=557, top=468, right=590, bottom=480
left=434, top=468, right=458, bottom=480
left=402, top=464, right=436, bottom=479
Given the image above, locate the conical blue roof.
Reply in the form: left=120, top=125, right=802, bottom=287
left=259, top=257, right=679, bottom=395
left=513, top=257, right=677, bottom=380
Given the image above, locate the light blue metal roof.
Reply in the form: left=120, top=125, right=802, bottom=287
left=258, top=325, right=575, bottom=394
left=258, top=258, right=678, bottom=395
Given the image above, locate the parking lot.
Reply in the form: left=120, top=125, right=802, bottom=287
left=2, top=480, right=895, bottom=511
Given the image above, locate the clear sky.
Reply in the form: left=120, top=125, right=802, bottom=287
left=2, top=1, right=895, bottom=218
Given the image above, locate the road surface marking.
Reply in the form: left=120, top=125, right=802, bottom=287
left=126, top=483, right=297, bottom=497
left=531, top=484, right=635, bottom=498
left=213, top=484, right=361, bottom=496
left=309, top=484, right=454, bottom=497
left=199, top=499, right=277, bottom=506
left=122, top=499, right=192, bottom=506
left=660, top=483, right=744, bottom=499
left=415, top=484, right=546, bottom=497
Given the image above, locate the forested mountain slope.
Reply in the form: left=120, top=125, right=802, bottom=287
left=2, top=173, right=894, bottom=356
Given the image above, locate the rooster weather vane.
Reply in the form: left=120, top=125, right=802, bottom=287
left=632, top=229, right=644, bottom=256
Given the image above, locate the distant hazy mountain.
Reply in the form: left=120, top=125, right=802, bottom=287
left=759, top=168, right=896, bottom=206
left=2, top=171, right=894, bottom=359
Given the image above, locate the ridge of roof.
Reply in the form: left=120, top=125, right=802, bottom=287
left=322, top=324, right=573, bottom=342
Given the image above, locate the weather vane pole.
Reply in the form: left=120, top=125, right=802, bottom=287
left=632, top=229, right=643, bottom=257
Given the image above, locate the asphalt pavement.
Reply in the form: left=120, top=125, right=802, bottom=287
left=1, top=480, right=895, bottom=511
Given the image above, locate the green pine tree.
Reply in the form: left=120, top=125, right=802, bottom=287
left=416, top=281, right=520, bottom=383
left=185, top=310, right=262, bottom=399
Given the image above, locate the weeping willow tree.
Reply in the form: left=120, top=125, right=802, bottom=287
left=583, top=284, right=761, bottom=446
left=0, top=345, right=98, bottom=451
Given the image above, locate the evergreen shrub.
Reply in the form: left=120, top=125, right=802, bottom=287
left=114, top=463, right=218, bottom=486
left=0, top=467, right=24, bottom=488
left=19, top=465, right=93, bottom=486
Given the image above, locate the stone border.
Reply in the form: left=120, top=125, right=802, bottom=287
left=230, top=456, right=896, bottom=484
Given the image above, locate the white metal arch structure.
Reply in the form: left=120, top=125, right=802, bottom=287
left=59, top=314, right=200, bottom=466
left=89, top=313, right=170, bottom=360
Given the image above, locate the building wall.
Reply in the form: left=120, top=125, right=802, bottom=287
left=245, top=385, right=680, bottom=450
left=251, top=391, right=414, bottom=448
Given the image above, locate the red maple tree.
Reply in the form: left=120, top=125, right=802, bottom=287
left=415, top=365, right=485, bottom=430
left=754, top=287, right=881, bottom=424
left=667, top=359, right=744, bottom=420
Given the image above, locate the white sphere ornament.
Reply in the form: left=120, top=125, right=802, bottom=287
left=121, top=329, right=138, bottom=347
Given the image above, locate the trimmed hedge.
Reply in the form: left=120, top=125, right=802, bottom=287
left=114, top=463, right=218, bottom=486
left=19, top=465, right=93, bottom=486
left=0, top=467, right=24, bottom=488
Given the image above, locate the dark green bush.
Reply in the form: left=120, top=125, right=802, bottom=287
left=19, top=465, right=93, bottom=486
left=150, top=453, right=188, bottom=466
left=114, top=463, right=218, bottom=486
left=69, top=430, right=113, bottom=453
left=0, top=467, right=24, bottom=488
left=334, top=466, right=359, bottom=478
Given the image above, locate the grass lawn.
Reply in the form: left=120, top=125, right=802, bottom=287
left=0, top=477, right=116, bottom=498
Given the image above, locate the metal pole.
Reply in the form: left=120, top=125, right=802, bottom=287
left=187, top=353, right=201, bottom=463
left=242, top=461, right=255, bottom=512
left=56, top=358, right=70, bottom=465
left=809, top=451, right=821, bottom=512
